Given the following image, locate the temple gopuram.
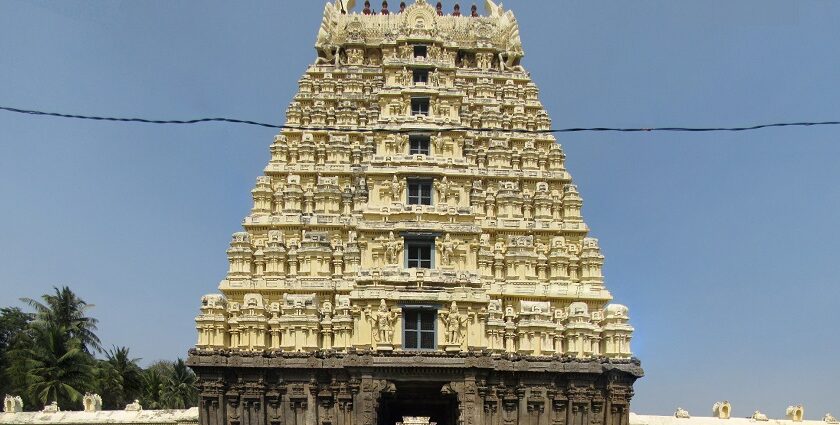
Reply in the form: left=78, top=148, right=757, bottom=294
left=187, top=2, right=643, bottom=425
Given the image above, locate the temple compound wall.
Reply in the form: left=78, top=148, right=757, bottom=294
left=0, top=395, right=198, bottom=425
left=4, top=397, right=837, bottom=425
left=187, top=2, right=642, bottom=425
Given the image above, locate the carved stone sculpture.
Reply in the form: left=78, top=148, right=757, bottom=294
left=369, top=299, right=397, bottom=346
left=787, top=405, right=805, bottom=422
left=398, top=418, right=436, bottom=425
left=125, top=400, right=143, bottom=412
left=388, top=175, right=404, bottom=202
left=3, top=395, right=23, bottom=413
left=384, top=231, right=403, bottom=265
left=751, top=411, right=768, bottom=421
left=434, top=176, right=458, bottom=204
left=442, top=301, right=467, bottom=346
left=713, top=401, right=731, bottom=419
left=83, top=393, right=103, bottom=412
left=439, top=233, right=459, bottom=267
left=674, top=408, right=690, bottom=419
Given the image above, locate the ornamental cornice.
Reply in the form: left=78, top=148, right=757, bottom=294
left=316, top=1, right=523, bottom=56
left=262, top=164, right=572, bottom=181
left=187, top=350, right=642, bottom=375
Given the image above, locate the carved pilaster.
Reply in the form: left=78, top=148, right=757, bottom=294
left=548, top=389, right=568, bottom=425
left=527, top=388, right=547, bottom=425
left=355, top=378, right=393, bottom=425
left=498, top=385, right=519, bottom=425
left=287, top=384, right=308, bottom=425
left=266, top=384, right=286, bottom=425
left=226, top=382, right=244, bottom=425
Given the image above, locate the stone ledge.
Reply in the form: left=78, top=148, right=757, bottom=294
left=187, top=349, right=643, bottom=377
left=0, top=408, right=198, bottom=425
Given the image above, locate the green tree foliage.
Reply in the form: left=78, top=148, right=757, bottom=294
left=98, top=346, right=143, bottom=409
left=21, top=286, right=103, bottom=353
left=161, top=359, right=198, bottom=409
left=0, top=307, right=34, bottom=402
left=139, top=366, right=167, bottom=410
left=15, top=322, right=95, bottom=408
left=2, top=287, right=198, bottom=411
left=138, top=360, right=198, bottom=410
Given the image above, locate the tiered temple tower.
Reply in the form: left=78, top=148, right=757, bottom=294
left=188, top=2, right=642, bottom=425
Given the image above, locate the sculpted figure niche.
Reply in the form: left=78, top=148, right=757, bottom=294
left=442, top=301, right=468, bottom=347
left=439, top=233, right=459, bottom=267
left=435, top=176, right=455, bottom=203
left=388, top=175, right=404, bottom=203
left=368, top=299, right=397, bottom=348
left=384, top=231, right=403, bottom=265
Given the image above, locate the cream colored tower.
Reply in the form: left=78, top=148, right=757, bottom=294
left=195, top=0, right=634, bottom=359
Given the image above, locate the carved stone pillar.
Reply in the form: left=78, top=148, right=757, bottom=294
left=442, top=377, right=481, bottom=425
left=354, top=378, right=393, bottom=425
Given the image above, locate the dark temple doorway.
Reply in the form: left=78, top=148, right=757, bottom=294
left=378, top=382, right=459, bottom=425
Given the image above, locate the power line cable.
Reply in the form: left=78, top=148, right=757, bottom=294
left=2, top=105, right=840, bottom=134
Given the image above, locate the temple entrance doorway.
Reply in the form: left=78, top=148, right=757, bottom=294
left=378, top=382, right=459, bottom=425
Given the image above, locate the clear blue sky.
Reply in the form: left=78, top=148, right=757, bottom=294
left=2, top=0, right=839, bottom=418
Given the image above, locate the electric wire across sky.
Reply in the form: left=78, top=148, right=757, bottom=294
left=2, top=105, right=839, bottom=134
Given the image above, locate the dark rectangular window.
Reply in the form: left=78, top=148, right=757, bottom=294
left=413, top=69, right=429, bottom=84
left=403, top=308, right=436, bottom=350
left=405, top=238, right=434, bottom=269
left=407, top=179, right=433, bottom=205
left=414, top=45, right=428, bottom=58
left=409, top=134, right=430, bottom=155
left=411, top=97, right=430, bottom=116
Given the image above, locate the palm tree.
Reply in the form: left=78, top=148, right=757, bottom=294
left=161, top=359, right=198, bottom=409
left=139, top=367, right=165, bottom=410
left=18, top=322, right=95, bottom=408
left=21, top=286, right=102, bottom=353
left=99, top=346, right=143, bottom=409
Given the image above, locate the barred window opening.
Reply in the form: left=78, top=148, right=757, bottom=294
left=403, top=308, right=436, bottom=350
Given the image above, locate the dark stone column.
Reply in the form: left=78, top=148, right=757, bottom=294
left=354, top=377, right=393, bottom=425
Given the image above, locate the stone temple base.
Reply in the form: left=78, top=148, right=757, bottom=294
left=187, top=350, right=643, bottom=425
